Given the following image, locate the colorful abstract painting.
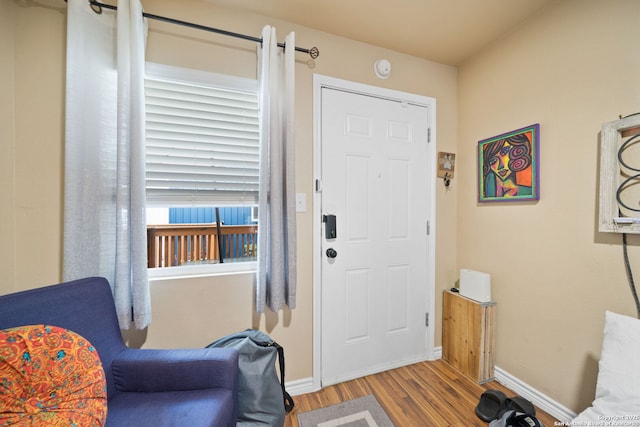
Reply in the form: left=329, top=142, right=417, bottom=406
left=478, top=124, right=540, bottom=203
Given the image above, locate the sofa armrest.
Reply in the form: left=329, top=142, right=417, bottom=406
left=111, top=347, right=239, bottom=393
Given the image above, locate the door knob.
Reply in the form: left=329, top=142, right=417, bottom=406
left=326, top=248, right=337, bottom=258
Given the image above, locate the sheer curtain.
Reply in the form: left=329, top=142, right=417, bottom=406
left=64, top=0, right=151, bottom=329
left=257, top=26, right=297, bottom=312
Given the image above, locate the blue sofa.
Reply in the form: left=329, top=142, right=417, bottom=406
left=0, top=276, right=239, bottom=427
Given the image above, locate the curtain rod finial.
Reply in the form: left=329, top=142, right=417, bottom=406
left=89, top=0, right=103, bottom=14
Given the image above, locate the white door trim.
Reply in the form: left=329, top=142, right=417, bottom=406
left=312, top=74, right=437, bottom=391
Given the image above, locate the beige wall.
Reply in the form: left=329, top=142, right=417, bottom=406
left=1, top=0, right=66, bottom=293
left=1, top=0, right=16, bottom=291
left=135, top=0, right=459, bottom=383
left=458, top=0, right=640, bottom=413
left=7, top=0, right=635, bottom=415
left=2, top=0, right=458, bottom=386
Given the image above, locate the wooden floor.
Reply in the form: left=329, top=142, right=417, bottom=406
left=284, top=359, right=558, bottom=427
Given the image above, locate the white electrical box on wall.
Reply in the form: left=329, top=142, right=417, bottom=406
left=599, top=114, right=640, bottom=234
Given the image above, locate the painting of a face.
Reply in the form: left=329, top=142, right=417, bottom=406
left=478, top=124, right=540, bottom=202
left=489, top=142, right=513, bottom=181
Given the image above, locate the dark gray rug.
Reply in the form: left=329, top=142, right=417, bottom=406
left=297, top=395, right=395, bottom=427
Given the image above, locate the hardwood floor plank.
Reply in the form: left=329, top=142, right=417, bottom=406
left=285, top=360, right=559, bottom=427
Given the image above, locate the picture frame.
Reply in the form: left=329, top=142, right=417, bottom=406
left=478, top=124, right=540, bottom=203
left=437, top=152, right=456, bottom=179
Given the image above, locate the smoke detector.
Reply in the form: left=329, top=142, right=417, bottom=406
left=374, top=59, right=391, bottom=79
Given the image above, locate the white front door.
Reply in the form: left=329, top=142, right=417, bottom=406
left=316, top=77, right=435, bottom=386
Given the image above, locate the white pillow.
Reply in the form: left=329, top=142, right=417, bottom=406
left=573, top=311, right=640, bottom=423
left=595, top=310, right=640, bottom=402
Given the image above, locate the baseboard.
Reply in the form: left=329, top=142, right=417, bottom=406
left=433, top=345, right=442, bottom=360
left=288, top=349, right=576, bottom=422
left=494, top=366, right=577, bottom=422
left=418, top=347, right=576, bottom=422
left=286, top=377, right=317, bottom=396
left=288, top=348, right=441, bottom=396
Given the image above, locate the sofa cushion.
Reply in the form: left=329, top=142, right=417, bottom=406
left=106, top=389, right=235, bottom=427
left=0, top=324, right=107, bottom=426
left=0, top=277, right=128, bottom=399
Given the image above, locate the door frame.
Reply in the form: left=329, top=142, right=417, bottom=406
left=312, top=74, right=437, bottom=391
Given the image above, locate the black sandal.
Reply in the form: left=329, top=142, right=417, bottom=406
left=475, top=389, right=508, bottom=422
left=507, top=414, right=543, bottom=427
left=506, top=395, right=536, bottom=417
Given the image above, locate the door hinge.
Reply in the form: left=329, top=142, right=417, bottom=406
left=427, top=128, right=431, bottom=143
left=426, top=221, right=430, bottom=235
left=425, top=312, right=429, bottom=327
left=315, top=179, right=322, bottom=192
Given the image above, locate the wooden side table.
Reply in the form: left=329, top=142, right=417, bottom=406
left=442, top=290, right=496, bottom=383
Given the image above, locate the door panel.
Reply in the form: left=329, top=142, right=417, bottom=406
left=320, top=86, right=432, bottom=385
left=345, top=154, right=371, bottom=240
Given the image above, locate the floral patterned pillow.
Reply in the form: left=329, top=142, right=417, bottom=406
left=0, top=324, right=107, bottom=426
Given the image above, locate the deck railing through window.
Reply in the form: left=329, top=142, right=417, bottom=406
left=147, top=224, right=258, bottom=268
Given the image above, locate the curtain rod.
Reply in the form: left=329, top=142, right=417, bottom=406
left=86, top=0, right=320, bottom=59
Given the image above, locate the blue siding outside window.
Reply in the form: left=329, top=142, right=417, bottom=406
left=169, top=207, right=255, bottom=225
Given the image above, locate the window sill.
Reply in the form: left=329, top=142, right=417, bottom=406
left=148, top=261, right=257, bottom=282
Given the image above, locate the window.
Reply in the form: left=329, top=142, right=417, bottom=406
left=144, top=63, right=259, bottom=276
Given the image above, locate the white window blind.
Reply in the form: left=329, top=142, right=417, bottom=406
left=145, top=68, right=259, bottom=206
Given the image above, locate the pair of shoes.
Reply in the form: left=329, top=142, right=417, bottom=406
left=475, top=389, right=537, bottom=422
left=489, top=410, right=544, bottom=427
